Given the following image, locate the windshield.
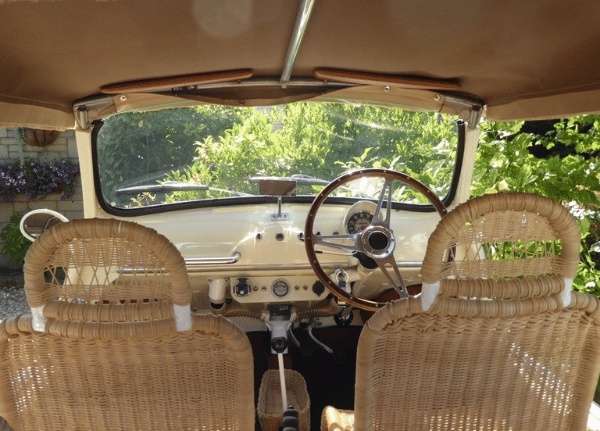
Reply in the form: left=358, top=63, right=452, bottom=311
left=94, top=103, right=460, bottom=211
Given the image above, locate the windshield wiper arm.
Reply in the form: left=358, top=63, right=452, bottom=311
left=249, top=174, right=329, bottom=186
left=115, top=181, right=252, bottom=197
left=115, top=182, right=209, bottom=196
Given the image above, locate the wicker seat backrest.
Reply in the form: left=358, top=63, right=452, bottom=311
left=3, top=219, right=255, bottom=430
left=23, top=218, right=192, bottom=329
left=353, top=193, right=600, bottom=431
left=0, top=314, right=255, bottom=431
left=421, top=192, right=581, bottom=306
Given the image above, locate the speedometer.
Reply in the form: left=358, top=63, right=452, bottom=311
left=342, top=201, right=378, bottom=234
left=346, top=211, right=373, bottom=234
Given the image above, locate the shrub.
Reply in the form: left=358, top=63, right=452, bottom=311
left=473, top=118, right=600, bottom=293
left=0, top=213, right=30, bottom=265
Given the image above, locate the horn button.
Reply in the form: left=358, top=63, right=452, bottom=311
left=360, top=226, right=395, bottom=259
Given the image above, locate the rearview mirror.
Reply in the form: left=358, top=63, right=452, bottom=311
left=253, top=178, right=297, bottom=196
left=19, top=209, right=69, bottom=242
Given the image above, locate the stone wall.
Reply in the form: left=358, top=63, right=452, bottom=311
left=0, top=128, right=83, bottom=268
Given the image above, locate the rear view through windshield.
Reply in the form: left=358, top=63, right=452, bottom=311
left=95, top=103, right=460, bottom=210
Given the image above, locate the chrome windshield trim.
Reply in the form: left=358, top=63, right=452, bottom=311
left=187, top=77, right=350, bottom=91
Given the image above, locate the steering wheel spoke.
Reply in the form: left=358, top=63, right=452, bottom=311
left=305, top=168, right=447, bottom=311
left=376, top=256, right=409, bottom=299
left=372, top=179, right=394, bottom=228
left=313, top=233, right=358, bottom=255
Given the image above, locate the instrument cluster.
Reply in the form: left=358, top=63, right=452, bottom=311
left=231, top=275, right=327, bottom=304
left=342, top=201, right=378, bottom=234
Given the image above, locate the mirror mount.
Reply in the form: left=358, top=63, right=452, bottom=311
left=253, top=178, right=297, bottom=222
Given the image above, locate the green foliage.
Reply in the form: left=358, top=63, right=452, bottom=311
left=0, top=213, right=30, bottom=265
left=97, top=106, right=242, bottom=205
left=97, top=104, right=460, bottom=206
left=474, top=119, right=600, bottom=204
left=473, top=117, right=600, bottom=293
left=158, top=104, right=459, bottom=203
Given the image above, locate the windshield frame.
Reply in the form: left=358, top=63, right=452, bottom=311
left=91, top=114, right=466, bottom=217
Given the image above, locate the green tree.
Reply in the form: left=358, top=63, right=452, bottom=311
left=0, top=213, right=30, bottom=265
left=164, top=104, right=459, bottom=202
left=96, top=105, right=242, bottom=205
left=472, top=117, right=600, bottom=293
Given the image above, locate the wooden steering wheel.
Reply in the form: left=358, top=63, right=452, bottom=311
left=304, top=168, right=447, bottom=312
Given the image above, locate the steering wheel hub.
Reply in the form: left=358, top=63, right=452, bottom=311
left=360, top=226, right=395, bottom=259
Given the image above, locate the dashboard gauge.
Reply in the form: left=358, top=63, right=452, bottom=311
left=272, top=279, right=290, bottom=297
left=342, top=201, right=378, bottom=234
left=346, top=211, right=373, bottom=234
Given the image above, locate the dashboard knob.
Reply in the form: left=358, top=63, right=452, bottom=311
left=312, top=281, right=325, bottom=296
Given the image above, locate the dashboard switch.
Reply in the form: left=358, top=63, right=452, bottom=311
left=233, top=277, right=251, bottom=296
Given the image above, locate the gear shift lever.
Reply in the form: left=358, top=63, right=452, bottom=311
left=264, top=304, right=294, bottom=414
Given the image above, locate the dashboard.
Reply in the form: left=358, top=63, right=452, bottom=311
left=131, top=200, right=442, bottom=314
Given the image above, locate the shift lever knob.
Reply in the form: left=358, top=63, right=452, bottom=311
left=271, top=337, right=289, bottom=353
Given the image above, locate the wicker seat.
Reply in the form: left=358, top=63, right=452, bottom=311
left=0, top=314, right=255, bottom=431
left=322, top=193, right=600, bottom=431
left=23, top=218, right=193, bottom=331
left=0, top=218, right=255, bottom=431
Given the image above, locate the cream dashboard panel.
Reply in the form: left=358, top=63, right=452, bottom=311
left=108, top=202, right=441, bottom=267
left=95, top=201, right=442, bottom=304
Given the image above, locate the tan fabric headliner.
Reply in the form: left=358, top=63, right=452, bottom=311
left=1, top=0, right=600, bottom=129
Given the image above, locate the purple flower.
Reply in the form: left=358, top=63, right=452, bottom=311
left=0, top=159, right=80, bottom=203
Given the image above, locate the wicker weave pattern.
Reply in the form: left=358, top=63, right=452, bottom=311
left=321, top=406, right=355, bottom=431
left=353, top=294, right=600, bottom=431
left=0, top=314, right=255, bottom=431
left=258, top=369, right=311, bottom=431
left=4, top=219, right=256, bottom=430
left=421, top=193, right=581, bottom=294
left=323, top=193, right=600, bottom=431
left=23, top=218, right=191, bottom=322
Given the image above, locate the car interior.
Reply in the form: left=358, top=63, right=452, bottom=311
left=2, top=1, right=600, bottom=431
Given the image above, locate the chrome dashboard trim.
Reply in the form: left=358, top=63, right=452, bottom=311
left=118, top=253, right=241, bottom=275
left=184, top=260, right=422, bottom=274
left=118, top=254, right=422, bottom=275
left=185, top=252, right=241, bottom=266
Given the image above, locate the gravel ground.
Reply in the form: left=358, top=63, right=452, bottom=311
left=0, top=286, right=29, bottom=320
left=0, top=270, right=29, bottom=320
